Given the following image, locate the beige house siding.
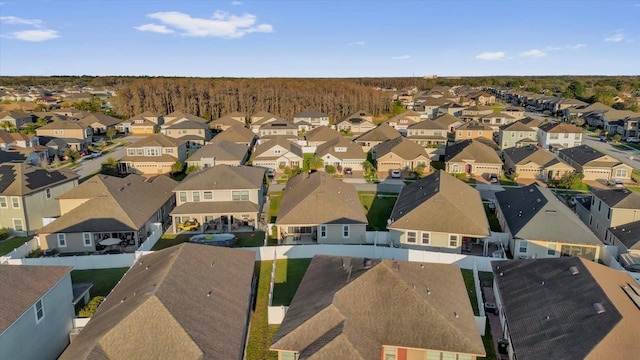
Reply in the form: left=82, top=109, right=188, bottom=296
left=446, top=161, right=502, bottom=177
left=587, top=197, right=640, bottom=241
left=164, top=128, right=211, bottom=141
left=389, top=229, right=464, bottom=253
left=377, top=152, right=429, bottom=173
left=175, top=188, right=263, bottom=208
left=276, top=224, right=366, bottom=244
left=454, top=129, right=493, bottom=141
left=36, top=127, right=88, bottom=140
left=510, top=238, right=600, bottom=261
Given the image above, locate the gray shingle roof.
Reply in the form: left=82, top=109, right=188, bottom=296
left=293, top=110, right=328, bottom=118
left=271, top=255, right=485, bottom=359
left=558, top=145, right=606, bottom=166
left=433, top=113, right=462, bottom=127
left=188, top=141, right=249, bottom=162
left=503, top=146, right=563, bottom=167
left=608, top=220, right=640, bottom=250
left=60, top=244, right=255, bottom=360
left=445, top=139, right=502, bottom=164
left=375, top=136, right=429, bottom=160
left=304, top=126, right=342, bottom=142
left=591, top=188, right=640, bottom=209
left=407, top=120, right=446, bottom=130
left=388, top=170, right=489, bottom=236
left=0, top=162, right=77, bottom=196
left=316, top=137, right=366, bottom=161
left=210, top=124, right=256, bottom=144
left=175, top=164, right=264, bottom=191
left=353, top=123, right=401, bottom=142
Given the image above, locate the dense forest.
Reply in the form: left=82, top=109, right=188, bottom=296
left=1, top=75, right=639, bottom=119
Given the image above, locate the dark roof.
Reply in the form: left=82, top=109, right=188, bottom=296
left=175, top=164, right=264, bottom=191
left=558, top=145, right=606, bottom=166
left=0, top=162, right=78, bottom=195
left=271, top=255, right=485, bottom=359
left=60, top=244, right=255, bottom=360
left=607, top=220, right=640, bottom=250
left=0, top=265, right=72, bottom=333
left=503, top=146, right=561, bottom=167
left=293, top=110, right=328, bottom=118
left=591, top=188, right=640, bottom=209
left=492, top=257, right=640, bottom=360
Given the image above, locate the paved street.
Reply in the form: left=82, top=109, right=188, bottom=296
left=73, top=135, right=141, bottom=178
left=582, top=135, right=640, bottom=171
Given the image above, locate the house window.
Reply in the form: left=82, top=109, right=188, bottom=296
left=320, top=225, right=327, bottom=238
left=232, top=190, right=250, bottom=201
left=421, top=232, right=430, bottom=245
left=13, top=218, right=23, bottom=232
left=511, top=132, right=515, bottom=138
left=615, top=169, right=628, bottom=178
left=192, top=191, right=200, bottom=202
left=127, top=149, right=136, bottom=156
left=518, top=132, right=524, bottom=138
left=35, top=299, right=44, bottom=323
left=550, top=133, right=559, bottom=139
left=519, top=241, right=527, bottom=254
left=451, top=164, right=460, bottom=173
left=467, top=131, right=471, bottom=137
left=384, top=347, right=396, bottom=360
left=11, top=197, right=20, bottom=209
left=45, top=188, right=52, bottom=199
left=478, top=131, right=483, bottom=136
left=449, top=234, right=458, bottom=247
left=598, top=200, right=602, bottom=212
left=574, top=133, right=580, bottom=140
left=547, top=243, right=557, bottom=256
left=589, top=214, right=593, bottom=225
left=57, top=233, right=67, bottom=247
left=607, top=208, right=612, bottom=220
left=203, top=191, right=213, bottom=200
left=136, top=148, right=144, bottom=156
left=83, top=233, right=92, bottom=247
left=407, top=231, right=417, bottom=243
left=457, top=131, right=462, bottom=137
left=0, top=196, right=6, bottom=208
left=342, top=225, right=350, bottom=238
left=179, top=191, right=187, bottom=202
left=166, top=148, right=173, bottom=154
left=280, top=352, right=298, bottom=360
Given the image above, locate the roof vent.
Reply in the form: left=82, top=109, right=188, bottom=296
left=426, top=286, right=431, bottom=295
left=593, top=302, right=605, bottom=314
left=207, top=291, right=212, bottom=297
left=541, top=281, right=545, bottom=286
left=420, top=263, right=424, bottom=269
left=545, top=209, right=557, bottom=214
left=392, top=261, right=400, bottom=271
left=529, top=188, right=534, bottom=193
left=454, top=312, right=459, bottom=318
left=363, top=258, right=373, bottom=269
left=569, top=266, right=579, bottom=275
left=536, top=198, right=541, bottom=203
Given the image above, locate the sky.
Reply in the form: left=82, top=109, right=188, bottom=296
left=0, top=0, right=639, bottom=77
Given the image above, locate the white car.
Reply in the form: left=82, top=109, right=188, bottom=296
left=625, top=137, right=640, bottom=143
left=390, top=169, right=402, bottom=178
left=87, top=151, right=102, bottom=159
left=266, top=168, right=275, bottom=177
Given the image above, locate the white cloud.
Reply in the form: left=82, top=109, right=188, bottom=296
left=391, top=55, right=410, bottom=60
left=348, top=41, right=365, bottom=46
left=3, top=29, right=59, bottom=42
left=568, top=43, right=586, bottom=49
left=230, top=1, right=242, bottom=5
left=604, top=30, right=624, bottom=42
left=520, top=49, right=546, bottom=58
left=0, top=16, right=42, bottom=27
left=134, top=23, right=174, bottom=34
left=138, top=10, right=273, bottom=38
left=475, top=51, right=505, bottom=60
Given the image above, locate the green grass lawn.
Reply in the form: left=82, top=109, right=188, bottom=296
left=484, top=204, right=502, bottom=232
left=246, top=261, right=279, bottom=360
left=235, top=231, right=267, bottom=247
left=150, top=233, right=191, bottom=251
left=461, top=269, right=480, bottom=316
left=269, top=193, right=282, bottom=223
left=431, top=161, right=445, bottom=170
left=0, top=236, right=33, bottom=256
left=358, top=193, right=398, bottom=230
left=70, top=267, right=129, bottom=297
left=272, top=258, right=311, bottom=306
left=461, top=269, right=497, bottom=360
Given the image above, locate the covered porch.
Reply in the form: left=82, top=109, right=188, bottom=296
left=170, top=201, right=259, bottom=234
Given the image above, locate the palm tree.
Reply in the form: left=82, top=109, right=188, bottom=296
left=307, top=155, right=324, bottom=170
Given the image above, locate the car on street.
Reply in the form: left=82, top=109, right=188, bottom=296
left=390, top=169, right=402, bottom=178
left=178, top=219, right=200, bottom=231
left=87, top=151, right=103, bottom=159
left=625, top=137, right=640, bottom=143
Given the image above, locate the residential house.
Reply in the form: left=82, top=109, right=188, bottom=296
left=293, top=110, right=330, bottom=130
left=353, top=122, right=402, bottom=152
left=519, top=117, right=543, bottom=131
left=316, top=136, right=366, bottom=173
left=433, top=113, right=464, bottom=132
left=388, top=170, right=489, bottom=252
left=558, top=145, right=632, bottom=181
left=0, top=162, right=78, bottom=235
left=275, top=171, right=367, bottom=244
left=583, top=108, right=637, bottom=134
left=271, top=255, right=486, bottom=360
left=374, top=136, right=430, bottom=175
left=118, top=134, right=187, bottom=175
left=60, top=244, right=255, bottom=360
left=163, top=120, right=211, bottom=152
left=0, top=265, right=74, bottom=360
left=503, top=146, right=574, bottom=181
left=384, top=110, right=421, bottom=135
left=78, top=113, right=121, bottom=135
left=171, top=165, right=265, bottom=233
left=454, top=121, right=494, bottom=141
left=252, top=136, right=304, bottom=173
left=52, top=108, right=91, bottom=119
left=209, top=112, right=246, bottom=132
left=498, top=121, right=537, bottom=150
left=38, top=174, right=176, bottom=253
left=495, top=183, right=602, bottom=261
left=210, top=124, right=257, bottom=147
left=405, top=119, right=448, bottom=147
left=335, top=110, right=375, bottom=135
left=470, top=92, right=495, bottom=105
left=537, top=122, right=582, bottom=150
left=250, top=114, right=282, bottom=133
left=35, top=120, right=92, bottom=151
left=576, top=188, right=640, bottom=243
left=249, top=110, right=277, bottom=125
left=258, top=120, right=299, bottom=138
left=605, top=221, right=640, bottom=263
left=122, top=110, right=164, bottom=134
left=0, top=110, right=32, bottom=130
left=162, top=110, right=209, bottom=125
left=303, top=125, right=342, bottom=147
left=551, top=98, right=588, bottom=115
left=478, top=113, right=516, bottom=132
left=461, top=105, right=493, bottom=121
left=185, top=141, right=250, bottom=169
left=502, top=106, right=525, bottom=119
left=0, top=131, right=40, bottom=151
left=562, top=101, right=611, bottom=120
left=445, top=139, right=503, bottom=177
left=434, top=102, right=466, bottom=118
left=491, top=257, right=640, bottom=360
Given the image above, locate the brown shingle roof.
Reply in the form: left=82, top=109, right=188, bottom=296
left=271, top=255, right=485, bottom=358
left=210, top=124, right=256, bottom=144
left=316, top=137, right=366, bottom=161
left=376, top=136, right=429, bottom=160
left=127, top=133, right=182, bottom=148
left=304, top=126, right=342, bottom=142
left=188, top=141, right=249, bottom=162
left=253, top=136, right=303, bottom=158
left=353, top=123, right=401, bottom=142
left=538, top=122, right=582, bottom=133
left=445, top=139, right=502, bottom=164
left=60, top=244, right=255, bottom=360
left=433, top=113, right=462, bottom=127
left=175, top=164, right=264, bottom=191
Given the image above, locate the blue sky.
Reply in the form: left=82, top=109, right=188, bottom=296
left=0, top=0, right=638, bottom=77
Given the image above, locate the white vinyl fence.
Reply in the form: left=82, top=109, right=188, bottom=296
left=135, top=223, right=163, bottom=252
left=6, top=253, right=136, bottom=270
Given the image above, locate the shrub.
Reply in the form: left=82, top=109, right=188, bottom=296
left=27, top=248, right=43, bottom=258
left=78, top=296, right=106, bottom=318
left=325, top=165, right=337, bottom=175
left=0, top=228, right=9, bottom=241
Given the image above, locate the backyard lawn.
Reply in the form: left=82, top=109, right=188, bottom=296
left=70, top=267, right=129, bottom=297
left=461, top=269, right=497, bottom=360
left=484, top=204, right=502, bottom=232
left=246, top=261, right=279, bottom=360
left=269, top=192, right=282, bottom=223
left=150, top=233, right=191, bottom=251
left=358, top=192, right=398, bottom=230
left=272, top=258, right=311, bottom=306
left=0, top=236, right=33, bottom=256
left=235, top=231, right=267, bottom=247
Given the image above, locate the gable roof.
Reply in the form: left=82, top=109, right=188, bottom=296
left=407, top=119, right=446, bottom=130
left=0, top=162, right=78, bottom=196
left=456, top=121, right=493, bottom=131
left=38, top=119, right=87, bottom=130
left=445, top=139, right=502, bottom=164
left=0, top=265, right=72, bottom=333
left=304, top=126, right=342, bottom=142
left=558, top=145, right=608, bottom=166
left=79, top=113, right=121, bottom=127
left=591, top=188, right=640, bottom=209
left=253, top=136, right=303, bottom=158
left=294, top=110, right=328, bottom=118
left=499, top=121, right=534, bottom=132
left=519, top=117, right=543, bottom=128
left=607, top=221, right=640, bottom=250
left=127, top=133, right=182, bottom=148
left=495, top=184, right=601, bottom=245
left=130, top=110, right=162, bottom=120
left=166, top=120, right=209, bottom=130
left=0, top=110, right=31, bottom=119
left=316, top=136, right=366, bottom=160
left=538, top=122, right=582, bottom=133
left=376, top=136, right=429, bottom=160
left=492, top=257, right=640, bottom=360
left=388, top=170, right=489, bottom=236
left=187, top=141, right=249, bottom=162
left=176, top=164, right=264, bottom=191
left=353, top=123, right=402, bottom=142
left=337, top=110, right=373, bottom=123
left=164, top=110, right=209, bottom=123
left=210, top=124, right=255, bottom=144
left=271, top=255, right=485, bottom=359
left=385, top=110, right=421, bottom=124
left=276, top=171, right=367, bottom=225
left=39, top=174, right=177, bottom=234
left=433, top=113, right=462, bottom=127
left=60, top=244, right=255, bottom=360
left=209, top=115, right=245, bottom=128
left=503, top=146, right=565, bottom=168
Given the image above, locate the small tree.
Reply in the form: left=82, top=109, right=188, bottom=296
left=613, top=134, right=622, bottom=143
left=325, top=165, right=337, bottom=175
left=185, top=164, right=200, bottom=174
left=101, top=156, right=119, bottom=175
left=65, top=148, right=80, bottom=164
left=413, top=163, right=427, bottom=178
left=106, top=127, right=117, bottom=141
left=171, top=161, right=184, bottom=176
left=78, top=296, right=105, bottom=318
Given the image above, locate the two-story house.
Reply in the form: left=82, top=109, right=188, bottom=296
left=209, top=112, right=246, bottom=132
left=303, top=125, right=342, bottom=147
left=163, top=120, right=211, bottom=152
left=38, top=174, right=177, bottom=253
left=36, top=119, right=92, bottom=151
left=121, top=110, right=164, bottom=134
left=445, top=139, right=503, bottom=177
left=335, top=110, right=375, bottom=135
left=250, top=114, right=282, bottom=133
left=384, top=110, right=421, bottom=135
left=537, top=122, right=582, bottom=150
left=454, top=121, right=494, bottom=141
left=0, top=110, right=33, bottom=131
left=433, top=113, right=464, bottom=132
left=0, top=162, right=78, bottom=235
left=353, top=123, right=402, bottom=152
left=162, top=110, right=209, bottom=125
left=118, top=133, right=188, bottom=175
left=558, top=145, right=632, bottom=181
left=405, top=119, right=448, bottom=147
left=388, top=170, right=489, bottom=252
left=478, top=113, right=516, bottom=132
left=293, top=110, right=330, bottom=130
left=185, top=141, right=250, bottom=170
left=498, top=121, right=537, bottom=150
left=258, top=120, right=299, bottom=139
left=460, top=105, right=493, bottom=121
left=252, top=136, right=304, bottom=173
left=250, top=110, right=277, bottom=125
left=78, top=113, right=121, bottom=135
left=211, top=124, right=257, bottom=147
left=576, top=188, right=640, bottom=243
left=171, top=165, right=266, bottom=233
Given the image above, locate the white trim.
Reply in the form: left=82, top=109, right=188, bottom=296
left=0, top=196, right=7, bottom=208
left=82, top=232, right=92, bottom=247
left=12, top=218, right=24, bottom=232
left=45, top=187, right=52, bottom=200
left=421, top=231, right=431, bottom=245
left=11, top=196, right=20, bottom=209
left=449, top=234, right=459, bottom=247
left=34, top=298, right=45, bottom=324
left=57, top=233, right=67, bottom=248
left=342, top=225, right=350, bottom=238
left=320, top=225, right=327, bottom=239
